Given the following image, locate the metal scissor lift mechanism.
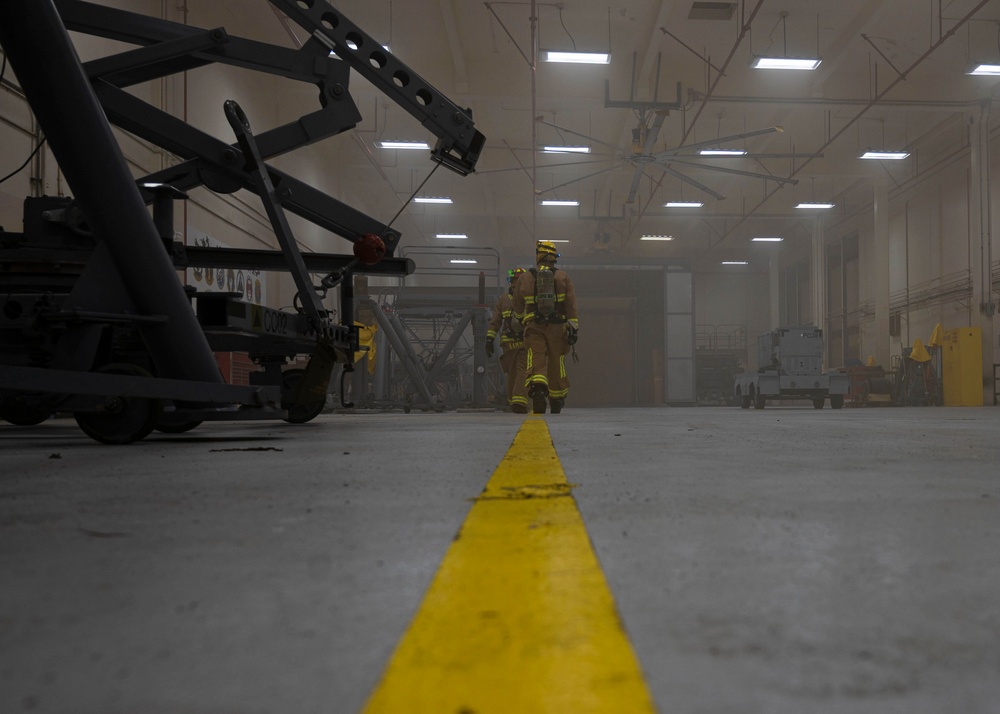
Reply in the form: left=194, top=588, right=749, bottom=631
left=356, top=248, right=503, bottom=412
left=0, top=0, right=484, bottom=442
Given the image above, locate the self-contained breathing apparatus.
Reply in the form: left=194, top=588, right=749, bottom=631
left=532, top=266, right=558, bottom=323
left=530, top=265, right=577, bottom=361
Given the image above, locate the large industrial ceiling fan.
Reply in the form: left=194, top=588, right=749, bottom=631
left=535, top=115, right=794, bottom=204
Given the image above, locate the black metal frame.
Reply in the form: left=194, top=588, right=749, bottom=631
left=0, top=0, right=484, bottom=442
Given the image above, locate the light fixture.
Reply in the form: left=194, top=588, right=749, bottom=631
left=378, top=140, right=430, bottom=150
left=540, top=199, right=579, bottom=206
left=721, top=260, right=749, bottom=265
left=749, top=13, right=820, bottom=71
left=540, top=50, right=610, bottom=64
left=966, top=62, right=1000, bottom=75
left=665, top=201, right=703, bottom=208
left=699, top=149, right=747, bottom=156
left=859, top=150, right=909, bottom=160
left=749, top=12, right=820, bottom=71
left=641, top=235, right=674, bottom=241
left=796, top=202, right=834, bottom=209
left=450, top=259, right=478, bottom=264
left=414, top=196, right=453, bottom=203
left=435, top=233, right=468, bottom=239
left=542, top=145, right=591, bottom=154
left=751, top=237, right=784, bottom=242
left=550, top=239, right=571, bottom=243
left=750, top=56, right=821, bottom=70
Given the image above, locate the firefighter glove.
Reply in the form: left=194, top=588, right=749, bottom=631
left=565, top=322, right=579, bottom=345
left=485, top=339, right=495, bottom=357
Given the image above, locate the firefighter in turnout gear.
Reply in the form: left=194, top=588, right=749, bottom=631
left=513, top=240, right=579, bottom=414
left=487, top=268, right=529, bottom=413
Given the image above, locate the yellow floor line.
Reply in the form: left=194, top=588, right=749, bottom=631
left=361, top=417, right=657, bottom=714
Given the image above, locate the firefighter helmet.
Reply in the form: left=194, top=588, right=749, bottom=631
left=536, top=240, right=559, bottom=261
left=507, top=267, right=527, bottom=283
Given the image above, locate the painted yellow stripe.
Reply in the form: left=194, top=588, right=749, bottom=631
left=362, top=418, right=656, bottom=714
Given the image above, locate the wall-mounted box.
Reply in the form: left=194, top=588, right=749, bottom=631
left=941, top=327, right=983, bottom=406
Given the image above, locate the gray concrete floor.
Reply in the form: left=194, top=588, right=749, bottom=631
left=2, top=406, right=999, bottom=714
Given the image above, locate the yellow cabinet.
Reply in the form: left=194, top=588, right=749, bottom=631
left=941, top=327, right=983, bottom=406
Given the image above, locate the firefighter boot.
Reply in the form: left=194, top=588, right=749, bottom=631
left=549, top=398, right=565, bottom=414
left=528, top=383, right=548, bottom=414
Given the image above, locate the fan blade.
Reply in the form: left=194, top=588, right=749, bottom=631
left=659, top=165, right=726, bottom=201
left=654, top=126, right=783, bottom=159
left=535, top=119, right=620, bottom=151
left=666, top=158, right=799, bottom=185
left=625, top=164, right=647, bottom=204
left=535, top=163, right=627, bottom=194
left=477, top=158, right=616, bottom=175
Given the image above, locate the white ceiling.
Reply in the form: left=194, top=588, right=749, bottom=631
left=214, top=0, right=1000, bottom=271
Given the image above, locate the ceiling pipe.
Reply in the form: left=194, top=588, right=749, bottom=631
left=690, top=0, right=994, bottom=269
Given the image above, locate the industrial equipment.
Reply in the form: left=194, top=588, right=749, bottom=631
left=840, top=363, right=893, bottom=407
left=0, top=0, right=484, bottom=442
left=733, top=326, right=850, bottom=409
left=695, top=324, right=746, bottom=405
left=337, top=248, right=503, bottom=412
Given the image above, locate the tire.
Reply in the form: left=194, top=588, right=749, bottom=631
left=830, top=394, right=845, bottom=409
left=155, top=420, right=203, bottom=434
left=736, top=387, right=750, bottom=409
left=752, top=388, right=765, bottom=410
left=74, top=363, right=163, bottom=445
left=281, top=368, right=325, bottom=424
left=812, top=397, right=825, bottom=409
left=0, top=397, right=50, bottom=426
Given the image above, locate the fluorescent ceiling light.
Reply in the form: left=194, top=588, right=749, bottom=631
left=751, top=237, right=784, bottom=242
left=750, top=56, right=821, bottom=70
left=796, top=202, right=835, bottom=209
left=543, top=145, right=591, bottom=154
left=414, top=196, right=453, bottom=203
left=699, top=149, right=746, bottom=156
left=541, top=50, right=610, bottom=64
left=966, top=63, right=1000, bottom=75
left=540, top=199, right=579, bottom=206
left=860, top=151, right=909, bottom=160
left=641, top=235, right=674, bottom=241
left=550, top=239, right=571, bottom=243
left=378, top=140, right=430, bottom=150
left=665, top=201, right=704, bottom=208
left=450, top=259, right=477, bottom=264
left=721, top=260, right=749, bottom=265
left=435, top=233, right=468, bottom=239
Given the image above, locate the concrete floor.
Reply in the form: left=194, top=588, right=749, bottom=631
left=1, top=406, right=999, bottom=713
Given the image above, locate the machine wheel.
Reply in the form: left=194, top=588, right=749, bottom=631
left=830, top=394, right=845, bottom=409
left=812, top=397, right=825, bottom=409
left=155, top=420, right=203, bottom=434
left=736, top=388, right=750, bottom=409
left=281, top=368, right=325, bottom=424
left=0, top=397, right=51, bottom=426
left=752, top=388, right=766, bottom=410
left=74, top=363, right=163, bottom=444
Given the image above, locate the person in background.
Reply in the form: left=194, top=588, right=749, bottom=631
left=513, top=240, right=578, bottom=414
left=487, top=267, right=529, bottom=413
